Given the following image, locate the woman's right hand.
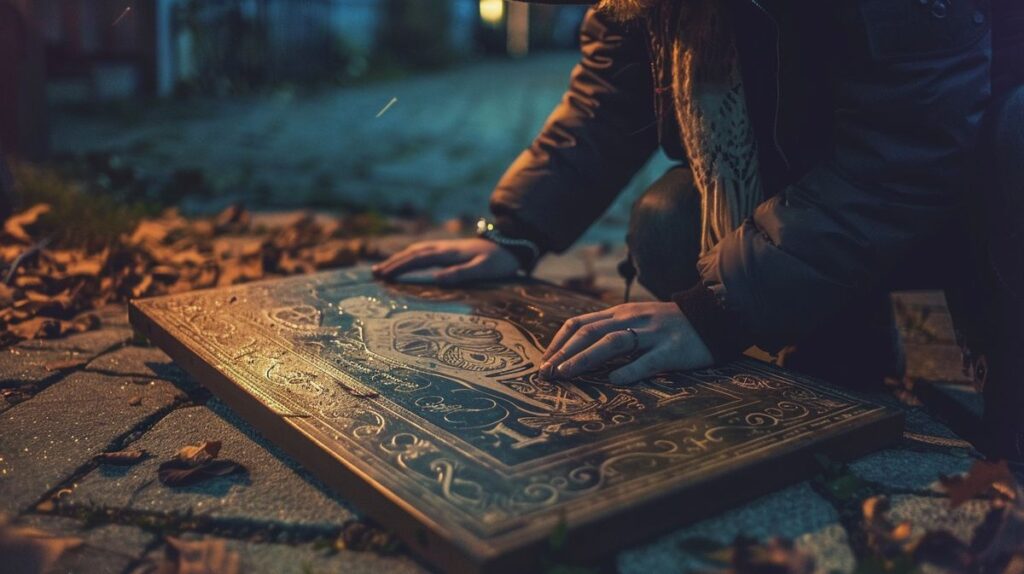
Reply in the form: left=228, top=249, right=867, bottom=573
left=371, top=238, right=521, bottom=285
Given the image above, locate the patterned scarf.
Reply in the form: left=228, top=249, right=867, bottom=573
left=603, top=0, right=764, bottom=254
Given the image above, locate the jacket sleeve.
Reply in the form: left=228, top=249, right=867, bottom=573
left=677, top=0, right=993, bottom=358
left=489, top=8, right=659, bottom=253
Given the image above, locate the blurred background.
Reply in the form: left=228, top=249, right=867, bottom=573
left=1, top=0, right=670, bottom=245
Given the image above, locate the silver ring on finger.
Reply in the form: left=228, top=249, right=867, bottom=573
left=624, top=327, right=639, bottom=354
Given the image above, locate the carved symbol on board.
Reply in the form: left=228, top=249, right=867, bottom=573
left=350, top=303, right=598, bottom=415
left=269, top=305, right=322, bottom=330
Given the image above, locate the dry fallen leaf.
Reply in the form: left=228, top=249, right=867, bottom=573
left=8, top=317, right=63, bottom=339
left=157, top=441, right=245, bottom=487
left=213, top=204, right=250, bottom=234
left=0, top=520, right=82, bottom=574
left=940, top=459, right=1019, bottom=508
left=157, top=460, right=244, bottom=487
left=3, top=204, right=51, bottom=243
left=176, top=441, right=221, bottom=466
left=862, top=495, right=914, bottom=559
left=0, top=203, right=372, bottom=348
left=95, top=449, right=147, bottom=466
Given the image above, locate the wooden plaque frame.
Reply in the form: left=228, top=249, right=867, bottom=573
left=130, top=269, right=902, bottom=573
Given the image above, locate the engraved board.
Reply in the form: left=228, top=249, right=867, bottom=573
left=130, top=268, right=902, bottom=573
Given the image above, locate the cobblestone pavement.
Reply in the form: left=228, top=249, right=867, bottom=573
left=0, top=235, right=997, bottom=573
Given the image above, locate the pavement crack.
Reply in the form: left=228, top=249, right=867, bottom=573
left=1, top=339, right=133, bottom=409
left=32, top=502, right=399, bottom=553
left=22, top=395, right=193, bottom=518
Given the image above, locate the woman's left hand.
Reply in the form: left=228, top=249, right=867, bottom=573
left=539, top=302, right=715, bottom=385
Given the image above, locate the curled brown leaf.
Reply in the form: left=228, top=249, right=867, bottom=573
left=940, top=459, right=1019, bottom=508
left=4, top=204, right=51, bottom=243
left=157, top=459, right=244, bottom=487
left=157, top=440, right=246, bottom=487
left=176, top=440, right=221, bottom=466
left=95, top=449, right=148, bottom=466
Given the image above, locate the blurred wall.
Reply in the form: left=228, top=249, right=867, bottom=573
left=0, top=0, right=48, bottom=160
left=35, top=0, right=586, bottom=100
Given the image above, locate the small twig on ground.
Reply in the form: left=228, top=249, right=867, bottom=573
left=3, top=236, right=51, bottom=285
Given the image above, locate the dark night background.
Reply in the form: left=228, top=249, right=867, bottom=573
left=0, top=0, right=670, bottom=245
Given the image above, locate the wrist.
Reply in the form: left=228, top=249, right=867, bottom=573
left=476, top=218, right=541, bottom=274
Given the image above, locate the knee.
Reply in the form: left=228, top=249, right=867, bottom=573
left=630, top=167, right=700, bottom=227
left=626, top=167, right=702, bottom=300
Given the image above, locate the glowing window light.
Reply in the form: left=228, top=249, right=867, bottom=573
left=480, top=0, right=504, bottom=26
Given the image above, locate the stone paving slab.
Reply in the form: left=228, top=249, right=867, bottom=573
left=0, top=371, right=183, bottom=514
left=15, top=514, right=154, bottom=574
left=1, top=306, right=135, bottom=407
left=887, top=494, right=990, bottom=544
left=849, top=446, right=973, bottom=491
left=16, top=326, right=133, bottom=355
left=86, top=345, right=195, bottom=389
left=137, top=536, right=428, bottom=574
left=0, top=346, right=92, bottom=390
left=69, top=401, right=356, bottom=532
left=617, top=482, right=852, bottom=573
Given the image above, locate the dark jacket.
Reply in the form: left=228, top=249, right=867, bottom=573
left=490, top=0, right=1003, bottom=358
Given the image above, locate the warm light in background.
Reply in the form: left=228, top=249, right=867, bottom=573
left=506, top=2, right=530, bottom=57
left=479, top=0, right=504, bottom=26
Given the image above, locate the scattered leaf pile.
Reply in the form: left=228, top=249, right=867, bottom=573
left=0, top=519, right=82, bottom=574
left=157, top=440, right=246, bottom=487
left=1, top=202, right=379, bottom=347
